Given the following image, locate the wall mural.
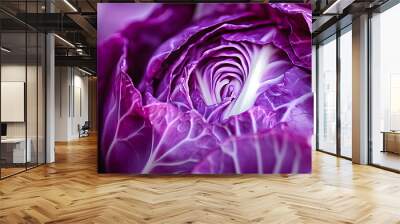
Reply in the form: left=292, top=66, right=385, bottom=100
left=98, top=3, right=313, bottom=174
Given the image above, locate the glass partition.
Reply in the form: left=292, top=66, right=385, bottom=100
left=316, top=26, right=353, bottom=159
left=1, top=30, right=28, bottom=177
left=317, top=35, right=337, bottom=154
left=339, top=27, right=352, bottom=158
left=371, top=4, right=400, bottom=171
left=0, top=1, right=46, bottom=179
left=27, top=31, right=38, bottom=169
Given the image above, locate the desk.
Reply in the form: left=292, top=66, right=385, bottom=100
left=382, top=131, right=400, bottom=154
left=1, top=138, right=31, bottom=163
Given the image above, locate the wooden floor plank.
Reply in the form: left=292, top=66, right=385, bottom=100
left=1, top=135, right=400, bottom=224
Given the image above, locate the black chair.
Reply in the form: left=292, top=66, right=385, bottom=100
left=78, top=121, right=90, bottom=138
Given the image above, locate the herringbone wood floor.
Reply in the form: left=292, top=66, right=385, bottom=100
left=1, top=135, right=400, bottom=224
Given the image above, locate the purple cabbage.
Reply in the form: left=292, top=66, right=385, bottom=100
left=98, top=3, right=312, bottom=174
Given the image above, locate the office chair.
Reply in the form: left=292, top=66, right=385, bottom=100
left=79, top=121, right=90, bottom=138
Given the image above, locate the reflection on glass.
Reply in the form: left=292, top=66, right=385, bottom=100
left=1, top=31, right=27, bottom=177
left=27, top=31, right=38, bottom=169
left=371, top=4, right=400, bottom=171
left=340, top=29, right=352, bottom=158
left=318, top=37, right=337, bottom=154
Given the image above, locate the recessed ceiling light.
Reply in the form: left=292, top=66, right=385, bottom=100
left=78, top=67, right=93, bottom=76
left=323, top=0, right=342, bottom=14
left=322, top=0, right=354, bottom=15
left=63, top=0, right=78, bottom=12
left=54, top=34, right=75, bottom=48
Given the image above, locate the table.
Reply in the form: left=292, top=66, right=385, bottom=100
left=1, top=138, right=31, bottom=163
left=381, top=131, right=400, bottom=154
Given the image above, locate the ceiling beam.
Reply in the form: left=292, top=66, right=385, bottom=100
left=55, top=55, right=96, bottom=71
left=67, top=13, right=97, bottom=46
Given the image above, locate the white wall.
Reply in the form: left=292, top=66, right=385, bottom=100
left=1, top=65, right=38, bottom=137
left=55, top=67, right=89, bottom=141
left=71, top=73, right=89, bottom=138
left=55, top=67, right=70, bottom=141
left=1, top=65, right=26, bottom=137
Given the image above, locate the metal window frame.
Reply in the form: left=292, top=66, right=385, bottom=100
left=315, top=24, right=353, bottom=161
left=367, top=0, right=400, bottom=173
left=315, top=0, right=400, bottom=173
left=0, top=0, right=47, bottom=180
